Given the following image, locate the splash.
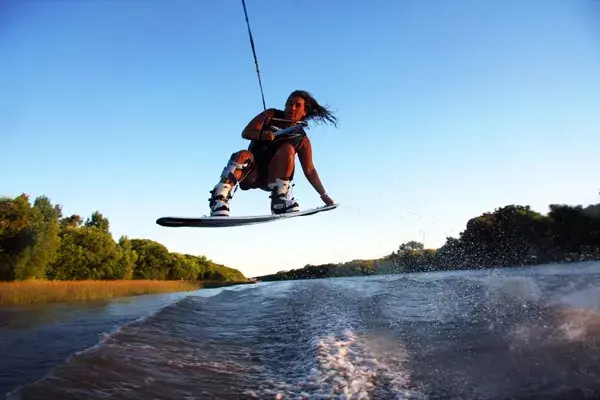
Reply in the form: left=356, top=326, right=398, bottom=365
left=247, top=329, right=421, bottom=400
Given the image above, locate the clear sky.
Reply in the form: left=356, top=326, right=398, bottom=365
left=1, top=0, right=599, bottom=278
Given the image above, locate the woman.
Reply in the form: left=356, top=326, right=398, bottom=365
left=209, top=90, right=337, bottom=217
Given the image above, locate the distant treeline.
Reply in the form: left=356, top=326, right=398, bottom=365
left=0, top=194, right=247, bottom=282
left=257, top=198, right=600, bottom=281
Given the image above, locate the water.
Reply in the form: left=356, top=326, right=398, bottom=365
left=0, top=287, right=228, bottom=398
left=3, top=262, right=600, bottom=399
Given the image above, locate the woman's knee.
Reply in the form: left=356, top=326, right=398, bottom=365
left=232, top=150, right=254, bottom=163
left=274, top=143, right=295, bottom=158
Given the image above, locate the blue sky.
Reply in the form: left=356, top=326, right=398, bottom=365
left=1, top=0, right=599, bottom=278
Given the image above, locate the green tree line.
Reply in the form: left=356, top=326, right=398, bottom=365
left=0, top=194, right=247, bottom=282
left=258, top=198, right=600, bottom=281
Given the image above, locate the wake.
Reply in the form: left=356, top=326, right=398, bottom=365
left=246, top=329, right=421, bottom=400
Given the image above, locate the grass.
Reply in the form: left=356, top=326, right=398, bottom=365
left=0, top=279, right=208, bottom=306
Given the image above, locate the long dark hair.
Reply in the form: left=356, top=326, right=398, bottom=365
left=289, top=90, right=338, bottom=128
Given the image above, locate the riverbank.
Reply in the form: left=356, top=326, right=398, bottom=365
left=0, top=279, right=255, bottom=306
left=257, top=200, right=600, bottom=282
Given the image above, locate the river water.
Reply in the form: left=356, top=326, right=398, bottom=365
left=2, top=262, right=600, bottom=399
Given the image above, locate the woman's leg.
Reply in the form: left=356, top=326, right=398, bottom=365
left=267, top=143, right=295, bottom=182
left=221, top=150, right=255, bottom=185
left=267, top=143, right=300, bottom=214
left=209, top=150, right=256, bottom=216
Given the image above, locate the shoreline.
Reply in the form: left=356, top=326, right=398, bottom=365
left=0, top=279, right=256, bottom=307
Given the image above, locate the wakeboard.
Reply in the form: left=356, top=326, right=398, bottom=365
left=156, top=204, right=338, bottom=228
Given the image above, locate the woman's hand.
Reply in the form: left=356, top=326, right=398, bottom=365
left=320, top=193, right=335, bottom=206
left=260, top=131, right=275, bottom=141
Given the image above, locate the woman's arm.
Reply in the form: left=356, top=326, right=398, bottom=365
left=298, top=137, right=334, bottom=205
left=241, top=109, right=276, bottom=141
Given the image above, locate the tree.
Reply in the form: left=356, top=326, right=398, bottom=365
left=118, top=235, right=138, bottom=280
left=60, top=214, right=83, bottom=229
left=48, top=226, right=124, bottom=280
left=0, top=194, right=247, bottom=283
left=17, top=196, right=63, bottom=280
left=85, top=211, right=110, bottom=233
left=397, top=241, right=424, bottom=254
left=130, top=239, right=172, bottom=280
left=0, top=194, right=35, bottom=280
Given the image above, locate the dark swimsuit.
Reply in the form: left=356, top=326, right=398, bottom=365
left=245, top=109, right=307, bottom=190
